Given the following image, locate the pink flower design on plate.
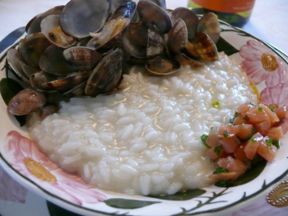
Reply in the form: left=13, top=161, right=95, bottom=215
left=4, top=130, right=106, bottom=205
left=260, top=83, right=288, bottom=106
left=239, top=39, right=288, bottom=87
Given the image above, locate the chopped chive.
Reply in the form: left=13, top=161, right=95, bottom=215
left=234, top=112, right=240, bottom=118
left=250, top=137, right=256, bottom=143
left=269, top=107, right=275, bottom=112
left=273, top=140, right=280, bottom=149
left=201, top=134, right=210, bottom=148
left=213, top=167, right=228, bottom=174
left=214, top=145, right=222, bottom=156
left=265, top=138, right=273, bottom=146
left=212, top=101, right=221, bottom=109
left=223, top=131, right=228, bottom=138
left=249, top=102, right=255, bottom=107
left=258, top=106, right=263, bottom=112
left=243, top=115, right=250, bottom=121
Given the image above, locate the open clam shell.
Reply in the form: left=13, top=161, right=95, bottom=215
left=60, top=0, right=111, bottom=39
left=171, top=7, right=198, bottom=40
left=87, top=1, right=136, bottom=50
left=85, top=48, right=123, bottom=96
left=18, top=32, right=50, bottom=67
left=197, top=12, right=220, bottom=43
left=41, top=14, right=76, bottom=48
left=25, top=5, right=64, bottom=34
left=137, top=0, right=172, bottom=34
left=146, top=56, right=180, bottom=76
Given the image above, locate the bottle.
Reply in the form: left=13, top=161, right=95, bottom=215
left=188, top=0, right=256, bottom=27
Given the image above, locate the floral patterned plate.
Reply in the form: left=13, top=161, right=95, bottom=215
left=0, top=20, right=288, bottom=216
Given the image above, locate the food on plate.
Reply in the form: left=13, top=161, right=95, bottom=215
left=205, top=103, right=288, bottom=182
left=2, top=0, right=281, bottom=196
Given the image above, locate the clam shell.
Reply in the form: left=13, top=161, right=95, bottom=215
left=41, top=14, right=76, bottom=48
left=60, top=0, right=110, bottom=39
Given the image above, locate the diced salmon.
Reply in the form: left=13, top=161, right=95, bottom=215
left=275, top=105, right=288, bottom=119
left=206, top=129, right=219, bottom=148
left=234, top=145, right=248, bottom=161
left=218, top=125, right=237, bottom=137
left=244, top=132, right=262, bottom=160
left=217, top=156, right=247, bottom=179
left=255, top=120, right=272, bottom=135
left=236, top=124, right=254, bottom=140
left=267, top=126, right=284, bottom=140
left=261, top=104, right=279, bottom=124
left=233, top=115, right=247, bottom=125
left=209, top=172, right=238, bottom=181
left=280, top=117, right=288, bottom=134
left=238, top=102, right=252, bottom=115
left=220, top=136, right=241, bottom=153
left=246, top=106, right=270, bottom=124
left=257, top=140, right=277, bottom=162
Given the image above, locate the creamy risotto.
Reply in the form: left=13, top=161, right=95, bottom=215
left=28, top=53, right=257, bottom=195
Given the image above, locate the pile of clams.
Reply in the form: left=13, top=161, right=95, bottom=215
left=6, top=0, right=220, bottom=118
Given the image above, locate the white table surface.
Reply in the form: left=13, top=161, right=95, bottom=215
left=0, top=0, right=288, bottom=216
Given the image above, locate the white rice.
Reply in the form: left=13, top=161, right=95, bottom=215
left=28, top=53, right=257, bottom=195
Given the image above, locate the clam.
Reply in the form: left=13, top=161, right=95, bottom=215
left=122, top=22, right=148, bottom=59
left=6, top=49, right=29, bottom=82
left=171, top=7, right=198, bottom=40
left=186, top=32, right=218, bottom=62
left=39, top=45, right=76, bottom=75
left=6, top=49, right=36, bottom=83
left=85, top=48, right=123, bottom=96
left=167, top=18, right=188, bottom=54
left=18, top=32, right=50, bottom=67
left=7, top=88, right=46, bottom=116
left=60, top=0, right=110, bottom=39
left=137, top=0, right=172, bottom=34
left=63, top=46, right=102, bottom=70
left=30, top=71, right=90, bottom=92
left=175, top=53, right=204, bottom=68
left=41, top=14, right=76, bottom=48
left=87, top=1, right=136, bottom=50
left=146, top=29, right=165, bottom=58
left=25, top=5, right=64, bottom=34
left=197, top=12, right=220, bottom=43
left=146, top=56, right=180, bottom=76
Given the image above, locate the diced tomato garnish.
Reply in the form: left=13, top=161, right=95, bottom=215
left=244, top=132, right=262, bottom=160
left=267, top=126, right=284, bottom=140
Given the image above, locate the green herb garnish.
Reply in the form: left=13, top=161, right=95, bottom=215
left=273, top=140, right=280, bottom=149
left=212, top=100, right=221, bottom=109
left=250, top=137, right=256, bottom=143
left=265, top=138, right=273, bottom=146
left=258, top=106, right=263, bottom=112
left=213, top=167, right=228, bottom=174
left=223, top=131, right=228, bottom=138
left=201, top=134, right=210, bottom=148
left=214, top=145, right=222, bottom=156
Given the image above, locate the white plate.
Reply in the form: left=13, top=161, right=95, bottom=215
left=1, top=20, right=288, bottom=216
